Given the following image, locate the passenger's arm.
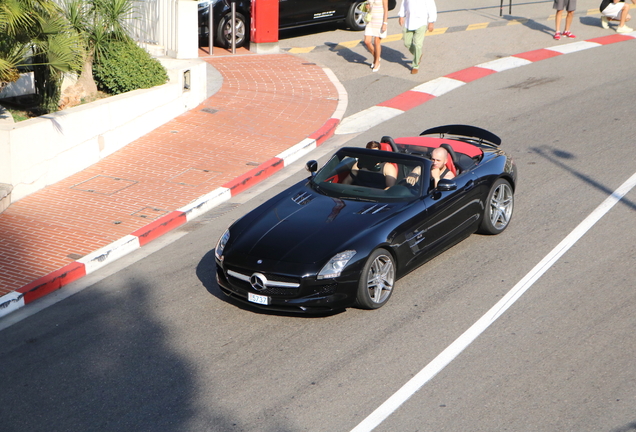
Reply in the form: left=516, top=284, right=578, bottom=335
left=384, top=163, right=398, bottom=188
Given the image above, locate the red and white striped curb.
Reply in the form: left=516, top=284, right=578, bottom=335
left=336, top=33, right=635, bottom=135
left=0, top=67, right=347, bottom=318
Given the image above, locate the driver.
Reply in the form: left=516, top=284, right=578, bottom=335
left=405, top=147, right=455, bottom=187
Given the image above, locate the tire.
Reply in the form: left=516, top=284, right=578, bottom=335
left=479, top=178, right=514, bottom=235
left=216, top=12, right=247, bottom=49
left=346, top=1, right=367, bottom=31
left=355, top=248, right=395, bottom=309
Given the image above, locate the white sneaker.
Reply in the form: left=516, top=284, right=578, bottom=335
left=600, top=15, right=609, bottom=29
left=616, top=25, right=634, bottom=33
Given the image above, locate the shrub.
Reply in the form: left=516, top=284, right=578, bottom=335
left=93, top=39, right=168, bottom=95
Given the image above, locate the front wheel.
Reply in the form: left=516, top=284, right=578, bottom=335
left=479, top=178, right=514, bottom=235
left=355, top=249, right=395, bottom=309
left=346, top=1, right=367, bottom=31
left=216, top=12, right=248, bottom=49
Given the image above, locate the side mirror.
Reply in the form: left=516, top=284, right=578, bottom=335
left=306, top=160, right=318, bottom=175
left=437, top=179, right=457, bottom=192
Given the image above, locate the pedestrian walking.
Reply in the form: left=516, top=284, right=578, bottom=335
left=599, top=0, right=634, bottom=33
left=553, top=0, right=577, bottom=40
left=364, top=0, right=389, bottom=72
left=398, top=0, right=437, bottom=74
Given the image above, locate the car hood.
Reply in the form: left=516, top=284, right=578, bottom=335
left=228, top=185, right=404, bottom=264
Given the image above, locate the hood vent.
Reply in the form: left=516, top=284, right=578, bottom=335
left=292, top=191, right=314, bottom=206
left=356, top=204, right=392, bottom=215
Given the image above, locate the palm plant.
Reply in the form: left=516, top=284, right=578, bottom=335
left=61, top=0, right=137, bottom=97
left=0, top=0, right=84, bottom=112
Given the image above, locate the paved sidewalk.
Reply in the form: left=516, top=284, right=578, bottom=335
left=0, top=50, right=345, bottom=315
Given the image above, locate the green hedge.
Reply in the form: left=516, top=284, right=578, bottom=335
left=94, top=39, right=168, bottom=95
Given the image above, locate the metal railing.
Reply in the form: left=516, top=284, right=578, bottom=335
left=126, top=0, right=178, bottom=56
left=51, top=0, right=188, bottom=58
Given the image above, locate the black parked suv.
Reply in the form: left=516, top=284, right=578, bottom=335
left=199, top=0, right=397, bottom=48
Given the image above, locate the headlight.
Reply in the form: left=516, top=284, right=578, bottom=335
left=215, top=229, right=230, bottom=261
left=317, top=250, right=356, bottom=279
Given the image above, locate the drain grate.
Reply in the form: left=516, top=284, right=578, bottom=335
left=169, top=168, right=219, bottom=187
left=201, top=107, right=218, bottom=114
left=71, top=175, right=137, bottom=195
left=132, top=207, right=169, bottom=220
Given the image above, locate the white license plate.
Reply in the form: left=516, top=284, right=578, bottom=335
left=248, top=292, right=270, bottom=305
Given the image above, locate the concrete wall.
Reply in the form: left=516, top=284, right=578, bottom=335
left=0, top=73, right=35, bottom=99
left=0, top=58, right=207, bottom=205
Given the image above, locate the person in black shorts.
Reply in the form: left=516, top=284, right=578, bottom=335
left=553, top=0, right=577, bottom=40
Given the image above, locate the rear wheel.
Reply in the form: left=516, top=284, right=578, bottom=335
left=216, top=12, right=247, bottom=48
left=355, top=249, right=395, bottom=309
left=479, top=178, right=514, bottom=234
left=346, top=1, right=367, bottom=31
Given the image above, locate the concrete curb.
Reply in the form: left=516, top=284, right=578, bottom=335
left=0, top=67, right=348, bottom=318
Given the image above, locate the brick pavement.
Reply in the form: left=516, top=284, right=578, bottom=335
left=0, top=51, right=341, bottom=306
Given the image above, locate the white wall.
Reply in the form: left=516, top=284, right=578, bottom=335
left=0, top=58, right=207, bottom=203
left=0, top=73, right=35, bottom=99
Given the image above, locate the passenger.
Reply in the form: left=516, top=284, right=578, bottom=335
left=406, top=147, right=455, bottom=187
left=343, top=141, right=397, bottom=189
left=430, top=147, right=455, bottom=187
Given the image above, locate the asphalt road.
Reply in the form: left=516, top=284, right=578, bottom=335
left=1, top=6, right=635, bottom=432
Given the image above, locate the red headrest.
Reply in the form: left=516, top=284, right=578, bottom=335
left=379, top=142, right=393, bottom=152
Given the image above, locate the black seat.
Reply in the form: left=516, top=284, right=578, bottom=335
left=380, top=136, right=399, bottom=152
left=439, top=143, right=460, bottom=175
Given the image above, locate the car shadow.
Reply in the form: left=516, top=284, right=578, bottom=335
left=196, top=249, right=344, bottom=318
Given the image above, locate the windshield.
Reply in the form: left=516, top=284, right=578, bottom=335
left=311, top=148, right=430, bottom=202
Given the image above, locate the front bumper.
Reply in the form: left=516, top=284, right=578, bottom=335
left=215, top=259, right=359, bottom=313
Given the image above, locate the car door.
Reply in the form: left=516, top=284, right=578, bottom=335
left=394, top=168, right=483, bottom=269
left=279, top=0, right=341, bottom=28
left=423, top=169, right=484, bottom=248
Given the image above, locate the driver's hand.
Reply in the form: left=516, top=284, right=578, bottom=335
left=406, top=166, right=421, bottom=185
left=406, top=173, right=419, bottom=185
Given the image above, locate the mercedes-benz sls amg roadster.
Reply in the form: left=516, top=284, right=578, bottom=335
left=214, top=125, right=517, bottom=313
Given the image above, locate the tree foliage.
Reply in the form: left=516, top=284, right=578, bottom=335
left=93, top=38, right=168, bottom=95
left=0, top=0, right=84, bottom=112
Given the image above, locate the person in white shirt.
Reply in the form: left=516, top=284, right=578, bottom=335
left=398, top=0, right=437, bottom=74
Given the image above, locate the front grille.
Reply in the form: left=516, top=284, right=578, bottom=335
left=313, top=283, right=337, bottom=295
left=226, top=266, right=301, bottom=297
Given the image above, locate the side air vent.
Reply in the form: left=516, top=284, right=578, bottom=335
left=356, top=204, right=392, bottom=215
left=292, top=191, right=314, bottom=206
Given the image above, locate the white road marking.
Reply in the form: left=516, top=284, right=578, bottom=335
left=546, top=41, right=601, bottom=54
left=411, top=77, right=465, bottom=96
left=351, top=171, right=636, bottom=432
left=336, top=106, right=404, bottom=135
left=476, top=56, right=532, bottom=72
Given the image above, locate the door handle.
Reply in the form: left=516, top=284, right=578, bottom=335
left=465, top=180, right=475, bottom=191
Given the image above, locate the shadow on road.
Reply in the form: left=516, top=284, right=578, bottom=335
left=530, top=145, right=636, bottom=211
left=0, top=279, right=239, bottom=431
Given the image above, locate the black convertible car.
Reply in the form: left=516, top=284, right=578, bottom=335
left=215, top=125, right=517, bottom=313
